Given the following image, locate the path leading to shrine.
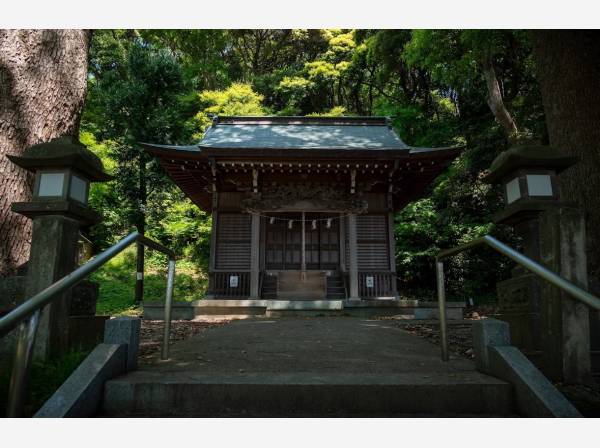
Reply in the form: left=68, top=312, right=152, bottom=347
left=102, top=317, right=516, bottom=416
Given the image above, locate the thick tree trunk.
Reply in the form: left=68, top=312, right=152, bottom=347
left=531, top=30, right=600, bottom=357
left=0, top=30, right=91, bottom=277
left=531, top=30, right=600, bottom=294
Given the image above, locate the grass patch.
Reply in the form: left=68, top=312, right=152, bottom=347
left=91, top=247, right=207, bottom=316
left=0, top=349, right=90, bottom=417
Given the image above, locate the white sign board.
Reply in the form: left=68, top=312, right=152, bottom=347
left=229, top=275, right=239, bottom=288
left=365, top=276, right=374, bottom=288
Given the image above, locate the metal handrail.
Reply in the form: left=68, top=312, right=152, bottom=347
left=1, top=231, right=176, bottom=417
left=435, top=234, right=600, bottom=362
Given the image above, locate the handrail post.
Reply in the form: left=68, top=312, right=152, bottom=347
left=0, top=231, right=176, bottom=417
left=436, top=260, right=449, bottom=362
left=6, top=310, right=40, bottom=417
left=161, top=258, right=176, bottom=360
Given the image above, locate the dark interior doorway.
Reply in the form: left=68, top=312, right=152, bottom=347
left=264, top=212, right=340, bottom=270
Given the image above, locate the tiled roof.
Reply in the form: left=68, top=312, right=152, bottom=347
left=197, top=116, right=410, bottom=150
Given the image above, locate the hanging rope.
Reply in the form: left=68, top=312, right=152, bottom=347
left=245, top=211, right=358, bottom=223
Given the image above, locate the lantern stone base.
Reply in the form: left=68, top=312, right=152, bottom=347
left=11, top=200, right=100, bottom=226
left=496, top=274, right=541, bottom=353
left=538, top=206, right=592, bottom=383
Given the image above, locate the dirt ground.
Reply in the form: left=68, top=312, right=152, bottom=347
left=380, top=309, right=600, bottom=417
left=139, top=318, right=233, bottom=362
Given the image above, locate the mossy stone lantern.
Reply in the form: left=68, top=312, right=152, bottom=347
left=7, top=136, right=111, bottom=361
left=8, top=136, right=112, bottom=225
left=484, top=145, right=578, bottom=225
left=483, top=145, right=594, bottom=383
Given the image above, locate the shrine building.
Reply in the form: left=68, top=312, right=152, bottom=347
left=142, top=116, right=460, bottom=302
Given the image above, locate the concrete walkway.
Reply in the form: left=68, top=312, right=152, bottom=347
left=142, top=317, right=480, bottom=376
left=103, top=318, right=513, bottom=416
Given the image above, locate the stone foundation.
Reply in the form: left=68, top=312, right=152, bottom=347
left=142, top=299, right=466, bottom=320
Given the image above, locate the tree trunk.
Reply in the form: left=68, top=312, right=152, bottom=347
left=481, top=58, right=519, bottom=141
left=0, top=30, right=91, bottom=277
left=135, top=151, right=147, bottom=303
left=530, top=30, right=600, bottom=295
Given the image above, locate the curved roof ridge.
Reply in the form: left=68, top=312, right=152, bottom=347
left=214, top=115, right=391, bottom=126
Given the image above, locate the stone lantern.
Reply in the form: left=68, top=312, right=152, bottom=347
left=485, top=144, right=591, bottom=383
left=485, top=145, right=577, bottom=226
left=7, top=136, right=111, bottom=360
left=8, top=136, right=111, bottom=226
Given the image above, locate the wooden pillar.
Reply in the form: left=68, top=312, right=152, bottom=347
left=206, top=193, right=218, bottom=299
left=209, top=216, right=218, bottom=272
left=388, top=211, right=398, bottom=297
left=348, top=213, right=360, bottom=300
left=301, top=211, right=306, bottom=273
left=249, top=212, right=261, bottom=299
left=339, top=213, right=346, bottom=271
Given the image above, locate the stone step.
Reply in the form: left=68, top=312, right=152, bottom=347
left=266, top=300, right=343, bottom=310
left=102, top=371, right=514, bottom=417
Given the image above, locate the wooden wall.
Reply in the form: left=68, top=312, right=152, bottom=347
left=218, top=192, right=245, bottom=211
left=341, top=192, right=391, bottom=272
left=215, top=213, right=251, bottom=270
left=214, top=191, right=392, bottom=273
left=357, top=214, right=390, bottom=271
left=345, top=213, right=391, bottom=272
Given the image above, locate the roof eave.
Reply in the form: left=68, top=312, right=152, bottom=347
left=141, top=142, right=463, bottom=164
left=140, top=142, right=205, bottom=160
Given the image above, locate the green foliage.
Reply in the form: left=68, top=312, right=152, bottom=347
left=306, top=106, right=347, bottom=117
left=91, top=247, right=207, bottom=316
left=149, top=194, right=212, bottom=269
left=195, top=83, right=266, bottom=135
left=84, top=32, right=197, bottom=249
left=81, top=131, right=123, bottom=249
left=139, top=30, right=231, bottom=90
left=275, top=76, right=315, bottom=115
left=0, top=350, right=90, bottom=417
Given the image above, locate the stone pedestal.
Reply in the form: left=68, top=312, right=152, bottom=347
left=1, top=276, right=105, bottom=363
left=538, top=206, right=591, bottom=383
left=69, top=280, right=99, bottom=316
left=104, top=317, right=141, bottom=371
left=495, top=218, right=543, bottom=354
left=496, top=274, right=541, bottom=353
left=25, top=215, right=80, bottom=360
